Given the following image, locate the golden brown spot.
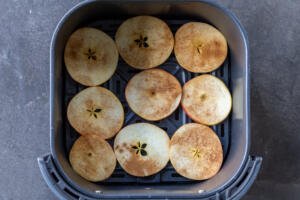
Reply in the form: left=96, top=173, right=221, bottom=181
left=69, top=38, right=83, bottom=50
left=200, top=94, right=206, bottom=101
left=69, top=50, right=77, bottom=60
left=214, top=48, right=225, bottom=60
left=214, top=40, right=221, bottom=47
left=180, top=168, right=187, bottom=175
left=205, top=40, right=224, bottom=60
left=124, top=154, right=158, bottom=176
left=171, top=126, right=209, bottom=148
left=97, top=52, right=108, bottom=66
left=65, top=37, right=83, bottom=61
left=85, top=99, right=94, bottom=108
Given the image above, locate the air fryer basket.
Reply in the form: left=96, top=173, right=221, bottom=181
left=38, top=1, right=262, bottom=199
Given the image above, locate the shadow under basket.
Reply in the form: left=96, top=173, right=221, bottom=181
left=38, top=1, right=262, bottom=199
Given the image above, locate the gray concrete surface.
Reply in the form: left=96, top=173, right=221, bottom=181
left=0, top=0, right=299, bottom=199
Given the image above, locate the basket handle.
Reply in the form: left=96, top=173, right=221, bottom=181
left=223, top=156, right=262, bottom=200
left=38, top=154, right=262, bottom=200
left=37, top=154, right=82, bottom=200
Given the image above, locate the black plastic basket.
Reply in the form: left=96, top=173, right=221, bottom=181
left=38, top=1, right=262, bottom=199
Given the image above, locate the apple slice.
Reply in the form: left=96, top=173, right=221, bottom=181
left=115, top=16, right=174, bottom=69
left=174, top=22, right=227, bottom=73
left=64, top=27, right=118, bottom=86
left=125, top=69, right=182, bottom=121
left=69, top=134, right=116, bottom=182
left=114, top=123, right=170, bottom=177
left=67, top=86, right=124, bottom=139
left=170, top=123, right=223, bottom=180
left=182, top=74, right=232, bottom=125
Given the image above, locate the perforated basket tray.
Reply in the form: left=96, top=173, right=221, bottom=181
left=38, top=1, right=262, bottom=199
left=64, top=19, right=231, bottom=184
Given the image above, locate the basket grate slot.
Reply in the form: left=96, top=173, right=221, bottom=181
left=63, top=19, right=231, bottom=184
left=220, top=64, right=224, bottom=77
left=64, top=188, right=80, bottom=199
left=221, top=123, right=225, bottom=137
left=111, top=173, right=126, bottom=178
left=161, top=127, right=168, bottom=132
left=123, top=105, right=128, bottom=114
left=235, top=171, right=249, bottom=188
left=50, top=171, right=59, bottom=183
left=116, top=80, right=121, bottom=94
left=171, top=173, right=182, bottom=178
left=137, top=174, right=161, bottom=183
left=174, top=109, right=180, bottom=120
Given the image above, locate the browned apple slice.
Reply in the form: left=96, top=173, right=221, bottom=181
left=174, top=22, right=227, bottom=73
left=114, top=123, right=170, bottom=177
left=115, top=16, right=174, bottom=69
left=170, top=123, right=223, bottom=180
left=67, top=86, right=124, bottom=139
left=181, top=74, right=232, bottom=125
left=69, top=134, right=116, bottom=182
left=64, top=27, right=118, bottom=86
left=125, top=69, right=182, bottom=121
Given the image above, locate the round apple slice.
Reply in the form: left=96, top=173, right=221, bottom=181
left=69, top=134, right=116, bottom=182
left=174, top=22, right=227, bottom=73
left=114, top=123, right=170, bottom=177
left=67, top=87, right=124, bottom=139
left=64, top=27, right=118, bottom=86
left=125, top=69, right=182, bottom=121
left=115, top=16, right=174, bottom=69
left=170, top=123, right=223, bottom=180
left=181, top=74, right=232, bottom=125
